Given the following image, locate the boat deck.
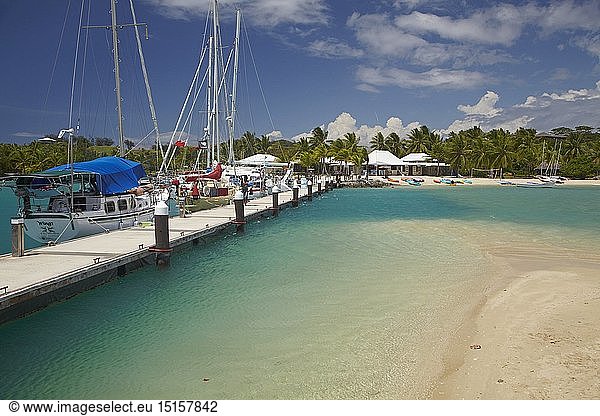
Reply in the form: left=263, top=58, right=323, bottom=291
left=0, top=186, right=317, bottom=323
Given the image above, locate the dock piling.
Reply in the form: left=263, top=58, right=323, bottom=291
left=271, top=185, right=280, bottom=217
left=178, top=196, right=186, bottom=218
left=292, top=182, right=299, bottom=207
left=152, top=199, right=172, bottom=266
left=233, top=190, right=246, bottom=233
left=10, top=218, right=25, bottom=257
left=307, top=180, right=313, bottom=201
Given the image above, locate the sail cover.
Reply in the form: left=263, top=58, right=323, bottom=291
left=45, top=156, right=147, bottom=195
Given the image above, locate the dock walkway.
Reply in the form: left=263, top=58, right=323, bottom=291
left=0, top=186, right=315, bottom=324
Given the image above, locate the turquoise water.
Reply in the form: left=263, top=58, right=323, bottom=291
left=0, top=186, right=599, bottom=399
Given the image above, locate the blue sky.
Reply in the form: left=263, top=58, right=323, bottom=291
left=1, top=0, right=600, bottom=147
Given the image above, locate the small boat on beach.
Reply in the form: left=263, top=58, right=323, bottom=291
left=406, top=179, right=422, bottom=186
left=515, top=181, right=556, bottom=188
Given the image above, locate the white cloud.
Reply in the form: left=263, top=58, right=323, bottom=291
left=457, top=91, right=502, bottom=117
left=146, top=0, right=329, bottom=26
left=516, top=96, right=541, bottom=108
left=443, top=80, right=600, bottom=134
left=326, top=112, right=420, bottom=146
left=347, top=12, right=426, bottom=58
left=347, top=11, right=514, bottom=69
left=289, top=79, right=600, bottom=144
left=538, top=1, right=600, bottom=33
left=307, top=38, right=364, bottom=59
left=357, top=66, right=488, bottom=90
left=356, top=83, right=380, bottom=93
left=392, top=0, right=423, bottom=10
left=541, top=81, right=600, bottom=101
left=391, top=2, right=600, bottom=47
left=573, top=34, right=600, bottom=59
left=394, top=7, right=530, bottom=46
left=267, top=130, right=284, bottom=140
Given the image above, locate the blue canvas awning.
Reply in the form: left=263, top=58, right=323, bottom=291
left=45, top=156, right=147, bottom=195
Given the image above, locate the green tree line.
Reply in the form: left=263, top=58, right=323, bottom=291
left=2, top=125, right=600, bottom=178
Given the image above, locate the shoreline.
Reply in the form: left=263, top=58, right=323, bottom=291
left=433, top=237, right=600, bottom=399
left=370, top=176, right=600, bottom=187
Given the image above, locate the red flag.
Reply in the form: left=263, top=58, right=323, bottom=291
left=175, top=140, right=185, bottom=147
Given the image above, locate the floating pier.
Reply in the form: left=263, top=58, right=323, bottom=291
left=0, top=185, right=326, bottom=325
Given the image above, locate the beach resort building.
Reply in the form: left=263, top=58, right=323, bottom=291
left=367, top=150, right=451, bottom=176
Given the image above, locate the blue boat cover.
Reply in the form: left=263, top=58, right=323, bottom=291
left=45, top=156, right=147, bottom=195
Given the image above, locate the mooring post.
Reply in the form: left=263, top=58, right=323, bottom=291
left=10, top=217, right=24, bottom=257
left=307, top=180, right=313, bottom=201
left=178, top=195, right=186, bottom=218
left=292, top=181, right=299, bottom=207
left=152, top=199, right=172, bottom=266
left=271, top=185, right=280, bottom=217
left=317, top=178, right=322, bottom=195
left=233, top=190, right=245, bottom=233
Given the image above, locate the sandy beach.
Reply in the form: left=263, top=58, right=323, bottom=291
left=363, top=176, right=600, bottom=399
left=433, top=239, right=600, bottom=399
left=380, top=176, right=600, bottom=187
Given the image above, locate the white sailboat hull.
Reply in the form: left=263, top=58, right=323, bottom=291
left=23, top=193, right=161, bottom=243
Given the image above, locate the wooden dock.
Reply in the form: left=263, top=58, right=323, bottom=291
left=0, top=185, right=323, bottom=324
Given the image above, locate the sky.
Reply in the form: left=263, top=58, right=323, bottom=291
left=1, top=0, right=600, bottom=148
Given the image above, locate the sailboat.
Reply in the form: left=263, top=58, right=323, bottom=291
left=153, top=0, right=239, bottom=207
left=535, top=132, right=567, bottom=184
left=1, top=0, right=167, bottom=243
left=159, top=1, right=287, bottom=204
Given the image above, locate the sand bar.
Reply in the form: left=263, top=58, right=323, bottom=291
left=434, top=240, right=600, bottom=399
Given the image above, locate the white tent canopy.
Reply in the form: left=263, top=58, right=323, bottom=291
left=235, top=153, right=287, bottom=167
left=368, top=150, right=404, bottom=165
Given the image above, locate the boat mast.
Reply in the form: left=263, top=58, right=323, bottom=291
left=128, top=0, right=162, bottom=167
left=212, top=0, right=220, bottom=164
left=110, top=0, right=125, bottom=157
left=228, top=8, right=241, bottom=166
left=206, top=35, right=214, bottom=170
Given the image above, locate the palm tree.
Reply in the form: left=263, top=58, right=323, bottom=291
left=385, top=132, right=404, bottom=157
left=294, top=137, right=311, bottom=157
left=588, top=139, right=600, bottom=176
left=298, top=149, right=320, bottom=172
left=350, top=146, right=368, bottom=176
left=370, top=132, right=386, bottom=150
left=469, top=134, right=490, bottom=169
left=513, top=127, right=539, bottom=175
left=256, top=135, right=271, bottom=154
left=445, top=131, right=470, bottom=175
left=487, top=129, right=515, bottom=170
left=309, top=127, right=328, bottom=149
left=562, top=130, right=588, bottom=162
left=239, top=131, right=258, bottom=159
left=269, top=139, right=295, bottom=163
left=309, top=127, right=330, bottom=174
left=406, top=126, right=430, bottom=153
